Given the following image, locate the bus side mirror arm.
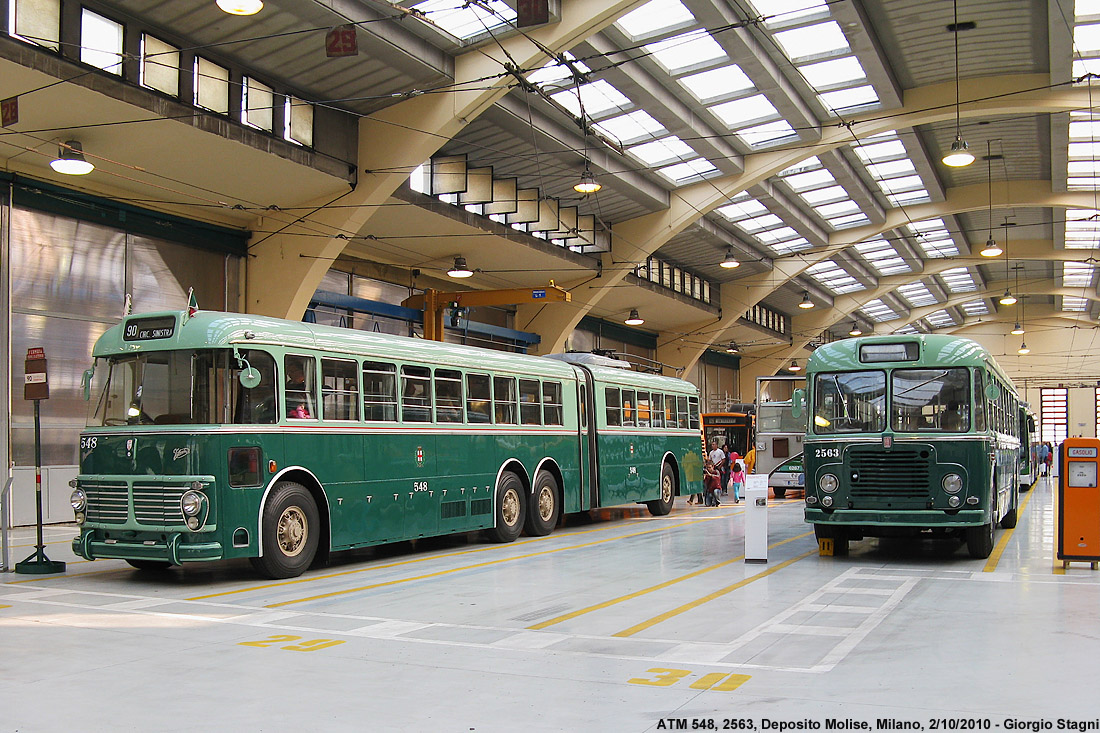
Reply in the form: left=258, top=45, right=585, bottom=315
left=81, top=366, right=95, bottom=401
left=233, top=347, right=262, bottom=389
left=791, top=388, right=805, bottom=419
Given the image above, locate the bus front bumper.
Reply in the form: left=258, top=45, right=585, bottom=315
left=805, top=508, right=987, bottom=529
left=73, top=530, right=223, bottom=565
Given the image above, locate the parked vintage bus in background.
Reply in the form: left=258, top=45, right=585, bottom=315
left=1019, top=404, right=1039, bottom=489
left=71, top=308, right=703, bottom=578
left=801, top=335, right=1020, bottom=558
left=701, top=407, right=754, bottom=459
left=755, top=375, right=806, bottom=498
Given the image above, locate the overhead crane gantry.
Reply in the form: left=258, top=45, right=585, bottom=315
left=402, top=283, right=570, bottom=342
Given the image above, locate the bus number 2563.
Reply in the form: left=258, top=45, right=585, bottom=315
left=814, top=447, right=840, bottom=458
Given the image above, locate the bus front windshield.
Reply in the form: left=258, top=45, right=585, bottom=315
left=891, top=368, right=970, bottom=433
left=88, top=349, right=276, bottom=427
left=812, top=371, right=886, bottom=434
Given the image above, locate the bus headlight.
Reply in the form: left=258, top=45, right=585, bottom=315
left=948, top=496, right=961, bottom=508
left=819, top=473, right=839, bottom=493
left=942, top=474, right=963, bottom=494
left=821, top=495, right=834, bottom=507
left=70, top=488, right=87, bottom=512
left=181, top=490, right=204, bottom=517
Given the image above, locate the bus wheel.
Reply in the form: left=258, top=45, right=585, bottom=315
left=525, top=471, right=560, bottom=537
left=646, top=462, right=676, bottom=516
left=250, top=481, right=319, bottom=579
left=814, top=524, right=849, bottom=556
left=966, top=520, right=995, bottom=558
left=126, top=559, right=172, bottom=571
left=773, top=487, right=787, bottom=499
left=999, top=490, right=1019, bottom=529
left=487, top=473, right=525, bottom=543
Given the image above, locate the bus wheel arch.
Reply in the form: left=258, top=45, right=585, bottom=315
left=257, top=468, right=331, bottom=569
left=526, top=463, right=562, bottom=536
left=646, top=456, right=678, bottom=516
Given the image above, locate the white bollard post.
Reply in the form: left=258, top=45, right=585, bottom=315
left=744, top=474, right=769, bottom=564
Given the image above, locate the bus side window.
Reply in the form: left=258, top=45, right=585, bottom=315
left=401, top=365, right=432, bottom=422
left=637, top=391, right=650, bottom=427
left=605, top=388, right=621, bottom=427
left=235, top=350, right=276, bottom=424
left=580, top=384, right=587, bottom=429
left=622, top=389, right=636, bottom=427
left=676, top=396, right=689, bottom=429
left=435, top=369, right=464, bottom=423
left=322, top=358, right=359, bottom=421
left=543, top=381, right=563, bottom=426
left=494, top=376, right=516, bottom=424
left=363, top=361, right=397, bottom=421
left=973, top=370, right=987, bottom=432
left=466, top=373, right=491, bottom=423
left=285, top=355, right=317, bottom=420
left=651, top=393, right=664, bottom=428
left=519, top=379, right=542, bottom=425
left=688, top=396, right=700, bottom=430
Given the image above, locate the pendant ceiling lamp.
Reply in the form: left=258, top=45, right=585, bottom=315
left=624, top=309, right=644, bottom=326
left=50, top=140, right=94, bottom=175
left=942, top=0, right=974, bottom=167
left=447, top=256, right=474, bottom=278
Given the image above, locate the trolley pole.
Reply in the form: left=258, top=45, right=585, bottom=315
left=15, top=347, right=65, bottom=574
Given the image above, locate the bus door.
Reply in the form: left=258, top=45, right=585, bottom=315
left=576, top=367, right=599, bottom=511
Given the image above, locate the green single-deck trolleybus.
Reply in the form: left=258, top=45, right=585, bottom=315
left=70, top=308, right=704, bottom=578
left=801, top=334, right=1021, bottom=558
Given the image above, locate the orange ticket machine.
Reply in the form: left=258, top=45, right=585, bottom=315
left=1057, top=437, right=1100, bottom=569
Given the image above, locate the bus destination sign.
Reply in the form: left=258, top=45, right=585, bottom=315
left=123, top=316, right=176, bottom=341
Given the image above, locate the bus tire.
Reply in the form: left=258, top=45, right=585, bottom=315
left=126, top=559, right=172, bottom=571
left=525, top=470, right=560, bottom=536
left=487, top=472, right=525, bottom=543
left=966, top=520, right=995, bottom=558
left=250, top=481, right=319, bottom=579
left=773, top=487, right=787, bottom=499
left=1000, top=489, right=1019, bottom=529
left=814, top=524, right=849, bottom=555
left=646, top=462, right=676, bottom=516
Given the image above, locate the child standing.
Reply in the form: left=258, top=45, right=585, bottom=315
left=729, top=460, right=746, bottom=504
left=703, top=459, right=722, bottom=507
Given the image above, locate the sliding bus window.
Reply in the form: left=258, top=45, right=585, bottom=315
left=467, top=373, right=491, bottom=423
left=401, top=365, right=432, bottom=423
left=606, top=388, right=621, bottom=427
left=285, top=355, right=317, bottom=420
left=519, top=379, right=542, bottom=425
left=651, top=393, right=664, bottom=428
left=435, top=369, right=464, bottom=423
left=622, top=389, right=636, bottom=427
left=322, top=358, right=359, bottom=421
left=543, top=382, right=563, bottom=426
left=363, top=361, right=397, bottom=421
left=636, top=391, right=651, bottom=427
left=494, top=376, right=517, bottom=424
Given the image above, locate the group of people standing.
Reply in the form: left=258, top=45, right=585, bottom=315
left=694, top=440, right=755, bottom=507
left=1037, top=441, right=1055, bottom=476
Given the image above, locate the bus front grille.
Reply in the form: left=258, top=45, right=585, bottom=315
left=85, top=482, right=128, bottom=524
left=133, top=485, right=186, bottom=526
left=849, top=449, right=930, bottom=498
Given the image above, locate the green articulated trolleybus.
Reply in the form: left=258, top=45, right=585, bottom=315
left=70, top=307, right=704, bottom=578
left=801, top=334, right=1021, bottom=558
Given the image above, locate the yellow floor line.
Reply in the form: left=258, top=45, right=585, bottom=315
left=613, top=549, right=818, bottom=637
left=528, top=531, right=813, bottom=631
left=983, top=486, right=1038, bottom=573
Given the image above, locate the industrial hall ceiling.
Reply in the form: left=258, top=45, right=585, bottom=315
left=1, top=0, right=1099, bottom=385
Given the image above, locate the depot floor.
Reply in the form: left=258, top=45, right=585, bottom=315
left=2, top=476, right=1098, bottom=732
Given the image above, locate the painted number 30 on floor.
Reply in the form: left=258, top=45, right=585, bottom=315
left=629, top=668, right=750, bottom=691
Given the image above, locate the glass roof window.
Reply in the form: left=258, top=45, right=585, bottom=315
left=783, top=167, right=835, bottom=191
left=806, top=260, right=865, bottom=294
left=658, top=158, right=720, bottom=184
left=1078, top=0, right=1100, bottom=19
left=827, top=212, right=871, bottom=229
left=710, top=94, right=779, bottom=128
left=550, top=80, right=632, bottom=118
left=627, top=135, right=695, bottom=166
left=765, top=234, right=812, bottom=256
left=853, top=138, right=907, bottom=163
left=737, top=213, right=784, bottom=232
left=893, top=324, right=921, bottom=335
left=414, top=0, right=515, bottom=41
left=877, top=175, right=926, bottom=195
left=818, top=85, right=879, bottom=113
left=716, top=194, right=768, bottom=221
left=798, top=56, right=867, bottom=89
left=1067, top=114, right=1100, bottom=190
left=1074, top=22, right=1100, bottom=53
left=926, top=310, right=957, bottom=329
left=897, top=281, right=938, bottom=307
left=1063, top=296, right=1091, bottom=311
left=1064, top=209, right=1100, bottom=248
left=940, top=267, right=978, bottom=293
left=861, top=299, right=899, bottom=322
left=773, top=21, right=850, bottom=62
left=615, top=0, right=696, bottom=40
left=854, top=238, right=911, bottom=275
left=593, top=110, right=666, bottom=147
left=736, top=120, right=798, bottom=147
left=960, top=300, right=990, bottom=317
left=526, top=53, right=591, bottom=89
left=1064, top=262, right=1096, bottom=287
left=680, top=64, right=755, bottom=103
left=755, top=226, right=800, bottom=245
left=866, top=159, right=917, bottom=178
left=800, top=185, right=849, bottom=205
left=748, top=0, right=830, bottom=28
left=906, top=219, right=959, bottom=258
left=1073, top=58, right=1100, bottom=78
left=645, top=30, right=728, bottom=73
left=886, top=190, right=932, bottom=206
left=815, top=200, right=860, bottom=218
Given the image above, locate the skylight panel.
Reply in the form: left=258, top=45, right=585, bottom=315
left=800, top=185, right=849, bottom=204
left=750, top=0, right=829, bottom=27
left=593, top=110, right=666, bottom=146
left=1068, top=141, right=1100, bottom=158
left=798, top=56, right=867, bottom=88
left=783, top=168, right=836, bottom=191
left=755, top=226, right=799, bottom=244
left=914, top=234, right=958, bottom=258
left=1068, top=161, right=1100, bottom=174
left=773, top=21, right=849, bottom=61
left=1063, top=296, right=1091, bottom=311
left=926, top=310, right=956, bottom=328
left=414, top=0, right=515, bottom=40
left=897, top=282, right=938, bottom=307
left=877, top=175, right=926, bottom=194
left=738, top=213, right=784, bottom=232
left=1065, top=209, right=1100, bottom=248
left=768, top=236, right=812, bottom=255
left=627, top=136, right=695, bottom=166
left=827, top=212, right=870, bottom=228
left=1069, top=119, right=1100, bottom=139
left=717, top=197, right=769, bottom=221
left=960, top=300, right=990, bottom=316
left=894, top=324, right=920, bottom=335
left=855, top=238, right=910, bottom=275
left=1073, top=58, right=1100, bottom=79
left=861, top=299, right=899, bottom=322
left=818, top=85, right=879, bottom=111
left=658, top=158, right=719, bottom=183
left=526, top=53, right=591, bottom=88
left=940, top=268, right=978, bottom=293
left=736, top=120, right=797, bottom=147
left=886, top=190, right=931, bottom=206
left=680, top=65, right=754, bottom=102
left=853, top=139, right=907, bottom=162
left=867, top=159, right=917, bottom=179
left=1074, top=23, right=1100, bottom=53
left=616, top=0, right=696, bottom=39
left=710, top=94, right=779, bottom=127
left=1078, top=0, right=1100, bottom=19
left=779, top=157, right=822, bottom=176
left=806, top=260, right=864, bottom=293
left=1064, top=262, right=1096, bottom=287
left=814, top=200, right=860, bottom=218
left=646, top=30, right=727, bottom=73
left=550, top=80, right=631, bottom=118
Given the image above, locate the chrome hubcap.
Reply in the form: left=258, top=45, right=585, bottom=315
left=538, top=486, right=554, bottom=522
left=661, top=473, right=673, bottom=503
left=277, top=506, right=308, bottom=557
left=502, top=488, right=520, bottom=527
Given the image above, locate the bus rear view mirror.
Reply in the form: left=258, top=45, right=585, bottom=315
left=81, top=368, right=94, bottom=401
left=791, top=388, right=805, bottom=419
left=239, top=366, right=262, bottom=389
left=985, top=381, right=1000, bottom=401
